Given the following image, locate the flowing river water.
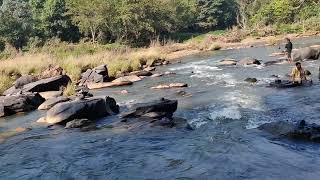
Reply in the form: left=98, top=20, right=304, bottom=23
left=1, top=37, right=320, bottom=180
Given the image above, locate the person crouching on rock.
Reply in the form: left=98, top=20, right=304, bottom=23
left=291, top=62, right=306, bottom=84
left=285, top=38, right=293, bottom=63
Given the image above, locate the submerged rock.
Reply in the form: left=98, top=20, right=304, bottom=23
left=113, top=75, right=141, bottom=83
left=143, top=67, right=156, bottom=72
left=65, top=119, right=93, bottom=129
left=244, top=78, right=258, bottom=83
left=237, top=57, right=261, bottom=66
left=259, top=120, right=320, bottom=142
left=37, top=96, right=119, bottom=125
left=0, top=93, right=45, bottom=117
left=218, top=59, right=237, bottom=66
left=130, top=71, right=153, bottom=77
left=151, top=83, right=188, bottom=89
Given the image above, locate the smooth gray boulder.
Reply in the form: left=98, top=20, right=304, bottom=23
left=38, top=97, right=70, bottom=110
left=39, top=91, right=63, bottom=100
left=237, top=57, right=261, bottom=66
left=121, top=98, right=178, bottom=119
left=0, top=93, right=45, bottom=117
left=259, top=120, right=320, bottom=142
left=292, top=47, right=320, bottom=62
left=244, top=78, right=258, bottom=83
left=37, top=96, right=119, bottom=124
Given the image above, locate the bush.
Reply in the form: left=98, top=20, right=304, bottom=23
left=63, top=82, right=76, bottom=97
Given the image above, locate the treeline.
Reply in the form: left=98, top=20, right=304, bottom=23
left=0, top=0, right=319, bottom=50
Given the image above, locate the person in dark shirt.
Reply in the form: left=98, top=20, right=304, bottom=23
left=285, top=38, right=293, bottom=62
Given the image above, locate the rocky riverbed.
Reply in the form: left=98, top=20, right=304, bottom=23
left=1, top=36, right=320, bottom=179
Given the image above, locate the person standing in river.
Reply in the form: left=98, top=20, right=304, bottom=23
left=285, top=38, right=293, bottom=63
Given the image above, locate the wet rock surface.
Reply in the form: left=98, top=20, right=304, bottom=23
left=38, top=97, right=70, bottom=110
left=0, top=93, right=45, bottom=117
left=259, top=120, right=320, bottom=142
left=237, top=57, right=261, bottom=66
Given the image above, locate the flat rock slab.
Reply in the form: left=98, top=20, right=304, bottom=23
left=87, top=80, right=133, bottom=90
left=113, top=75, right=142, bottom=83
left=151, top=83, right=188, bottom=89
left=218, top=59, right=237, bottom=66
left=23, top=75, right=71, bottom=93
left=237, top=57, right=261, bottom=66
left=39, top=91, right=62, bottom=100
left=37, top=96, right=119, bottom=125
left=38, top=96, right=70, bottom=110
left=130, top=71, right=153, bottom=76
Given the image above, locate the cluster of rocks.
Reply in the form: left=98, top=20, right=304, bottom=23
left=218, top=57, right=262, bottom=66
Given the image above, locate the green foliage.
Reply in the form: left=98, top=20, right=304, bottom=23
left=196, top=0, right=237, bottom=31
left=0, top=0, right=34, bottom=49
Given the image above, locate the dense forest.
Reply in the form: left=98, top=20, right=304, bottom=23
left=0, top=0, right=319, bottom=50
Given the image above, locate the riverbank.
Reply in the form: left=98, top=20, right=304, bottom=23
left=0, top=31, right=319, bottom=94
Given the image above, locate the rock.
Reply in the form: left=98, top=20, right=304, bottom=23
left=164, top=71, right=176, bottom=75
left=39, top=91, right=62, bottom=100
left=121, top=98, right=178, bottom=119
left=14, top=75, right=38, bottom=89
left=38, top=97, right=70, bottom=110
left=268, top=80, right=301, bottom=88
left=218, top=59, right=237, bottom=66
left=264, top=59, right=286, bottom=66
left=176, top=90, right=192, bottom=97
left=22, top=75, right=71, bottom=93
left=41, top=65, right=64, bottom=79
left=79, top=64, right=109, bottom=86
left=38, top=96, right=119, bottom=124
left=130, top=71, right=153, bottom=77
left=292, top=47, right=320, bottom=62
left=113, top=75, right=141, bottom=83
left=0, top=93, right=45, bottom=117
left=237, top=57, right=261, bottom=66
left=151, top=83, right=188, bottom=89
left=163, top=60, right=170, bottom=65
left=151, top=73, right=164, bottom=78
left=65, top=119, right=93, bottom=129
left=269, top=52, right=285, bottom=57
left=244, top=78, right=258, bottom=83
left=120, top=90, right=129, bottom=94
left=143, top=67, right=156, bottom=72
left=87, top=80, right=133, bottom=90
left=258, top=120, right=320, bottom=142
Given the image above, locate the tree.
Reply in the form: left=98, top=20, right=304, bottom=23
left=0, top=0, right=34, bottom=50
left=66, top=0, right=109, bottom=43
left=30, top=0, right=79, bottom=42
left=196, top=0, right=237, bottom=31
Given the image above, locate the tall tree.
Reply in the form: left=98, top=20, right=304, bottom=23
left=66, top=0, right=109, bottom=43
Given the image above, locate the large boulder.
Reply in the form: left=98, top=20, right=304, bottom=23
left=0, top=93, right=45, bottom=117
left=292, top=47, right=320, bottom=62
left=38, top=96, right=70, bottom=110
left=121, top=98, right=178, bottom=119
left=259, top=120, right=320, bottom=142
left=41, top=65, right=64, bottom=79
left=37, top=96, right=119, bottom=124
left=237, top=57, right=261, bottom=66
left=79, top=65, right=109, bottom=86
left=23, top=75, right=71, bottom=93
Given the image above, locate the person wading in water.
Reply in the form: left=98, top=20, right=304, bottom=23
left=291, top=62, right=306, bottom=84
left=285, top=38, right=293, bottom=63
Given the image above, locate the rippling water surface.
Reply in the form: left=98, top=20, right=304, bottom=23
left=1, top=37, right=320, bottom=180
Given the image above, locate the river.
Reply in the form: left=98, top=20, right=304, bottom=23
left=1, top=37, right=320, bottom=180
